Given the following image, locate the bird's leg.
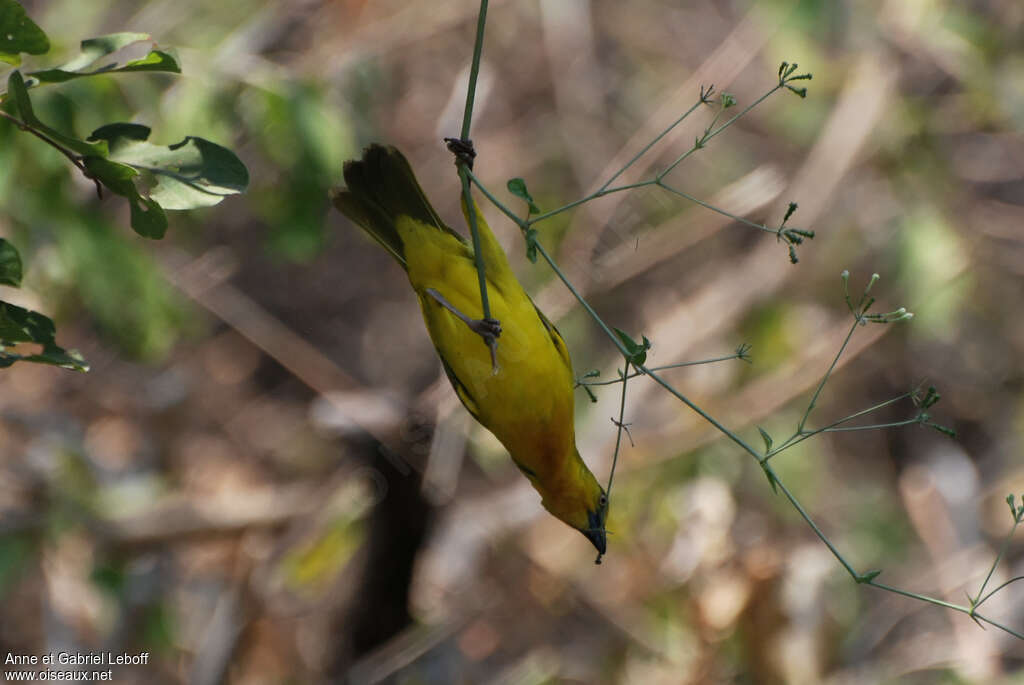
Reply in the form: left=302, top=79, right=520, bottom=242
left=424, top=288, right=501, bottom=370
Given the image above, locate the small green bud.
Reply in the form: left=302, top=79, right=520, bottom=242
left=783, top=202, right=798, bottom=224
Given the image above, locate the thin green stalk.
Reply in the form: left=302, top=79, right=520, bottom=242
left=606, top=362, right=631, bottom=499
left=0, top=109, right=100, bottom=196
left=657, top=181, right=782, bottom=235
left=533, top=242, right=630, bottom=358
left=460, top=0, right=489, bottom=142
left=867, top=580, right=1024, bottom=641
left=458, top=0, right=496, bottom=367
left=641, top=365, right=761, bottom=459
left=819, top=419, right=920, bottom=432
left=975, top=575, right=1024, bottom=610
left=771, top=472, right=862, bottom=579
left=767, top=391, right=915, bottom=458
left=598, top=97, right=706, bottom=193
left=467, top=168, right=527, bottom=227
left=580, top=352, right=746, bottom=387
left=972, top=518, right=1021, bottom=607
left=659, top=83, right=783, bottom=179
left=528, top=180, right=655, bottom=226
left=798, top=317, right=860, bottom=433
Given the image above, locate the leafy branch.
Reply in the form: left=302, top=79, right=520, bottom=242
left=0, top=0, right=248, bottom=372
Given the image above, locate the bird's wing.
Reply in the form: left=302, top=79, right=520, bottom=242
left=531, top=300, right=572, bottom=373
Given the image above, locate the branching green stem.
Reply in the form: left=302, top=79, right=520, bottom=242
left=457, top=2, right=1017, bottom=640
left=0, top=109, right=101, bottom=196
left=657, top=180, right=780, bottom=236
left=658, top=83, right=783, bottom=180
left=799, top=316, right=860, bottom=433
left=598, top=96, right=707, bottom=193
left=971, top=516, right=1022, bottom=610
left=579, top=352, right=747, bottom=388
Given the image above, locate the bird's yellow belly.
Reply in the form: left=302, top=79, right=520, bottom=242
left=415, top=272, right=575, bottom=477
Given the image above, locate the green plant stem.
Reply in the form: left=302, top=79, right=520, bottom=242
left=460, top=1, right=489, bottom=142
left=467, top=168, right=527, bottom=227
left=798, top=317, right=860, bottom=433
left=580, top=352, right=746, bottom=387
left=767, top=391, right=915, bottom=458
left=820, top=419, right=921, bottom=432
left=528, top=180, right=655, bottom=227
left=975, top=575, right=1024, bottom=610
left=659, top=83, right=784, bottom=179
left=867, top=580, right=1024, bottom=640
left=0, top=109, right=93, bottom=181
left=606, top=361, right=631, bottom=499
left=972, top=518, right=1021, bottom=608
left=770, top=471, right=862, bottom=578
left=657, top=180, right=782, bottom=236
left=458, top=0, right=496, bottom=366
left=534, top=242, right=630, bottom=358
left=598, top=97, right=706, bottom=193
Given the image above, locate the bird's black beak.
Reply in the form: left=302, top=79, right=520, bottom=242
left=583, top=509, right=607, bottom=555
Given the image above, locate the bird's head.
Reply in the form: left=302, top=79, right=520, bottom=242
left=539, top=460, right=609, bottom=560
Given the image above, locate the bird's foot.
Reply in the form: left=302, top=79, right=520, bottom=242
left=469, top=317, right=502, bottom=341
left=472, top=318, right=502, bottom=376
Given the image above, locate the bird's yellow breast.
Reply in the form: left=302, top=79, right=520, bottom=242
left=395, top=215, right=576, bottom=480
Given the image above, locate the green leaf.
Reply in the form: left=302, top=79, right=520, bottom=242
left=128, top=195, right=168, bottom=239
left=30, top=36, right=180, bottom=84
left=82, top=155, right=138, bottom=195
left=0, top=299, right=55, bottom=344
left=11, top=345, right=88, bottom=371
left=83, top=156, right=168, bottom=238
left=759, top=460, right=778, bottom=494
left=856, top=569, right=882, bottom=584
left=524, top=227, right=539, bottom=263
left=507, top=177, right=540, bottom=215
left=758, top=426, right=773, bottom=452
left=115, top=49, right=179, bottom=73
left=612, top=327, right=651, bottom=366
left=0, top=238, right=22, bottom=287
left=55, top=32, right=152, bottom=71
left=89, top=124, right=248, bottom=210
left=0, top=300, right=88, bottom=371
left=0, top=0, right=49, bottom=65
left=6, top=71, right=108, bottom=157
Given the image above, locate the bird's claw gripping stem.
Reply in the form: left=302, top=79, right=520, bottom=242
left=425, top=288, right=502, bottom=373
left=470, top=317, right=502, bottom=339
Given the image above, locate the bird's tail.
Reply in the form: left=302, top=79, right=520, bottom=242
left=331, top=144, right=465, bottom=269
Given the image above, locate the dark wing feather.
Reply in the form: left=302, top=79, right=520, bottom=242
left=531, top=300, right=572, bottom=372
left=331, top=144, right=466, bottom=269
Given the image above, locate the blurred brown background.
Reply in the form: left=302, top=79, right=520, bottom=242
left=1, top=0, right=1023, bottom=682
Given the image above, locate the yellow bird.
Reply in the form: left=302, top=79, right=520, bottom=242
left=332, top=144, right=608, bottom=556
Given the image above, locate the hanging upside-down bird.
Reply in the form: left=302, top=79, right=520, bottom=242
left=332, top=144, right=608, bottom=557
